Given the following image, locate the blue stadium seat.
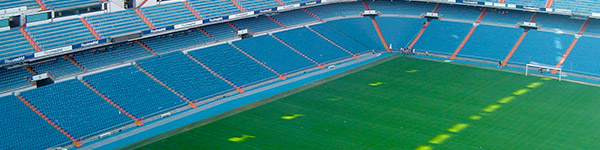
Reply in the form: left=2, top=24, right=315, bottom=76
left=0, top=29, right=37, bottom=60
left=0, top=95, right=71, bottom=150
left=30, top=56, right=82, bottom=78
left=20, top=79, right=132, bottom=139
left=562, top=36, right=600, bottom=76
left=273, top=27, right=352, bottom=63
left=280, top=0, right=311, bottom=5
left=83, top=65, right=187, bottom=118
left=140, top=2, right=198, bottom=28
left=44, top=0, right=102, bottom=9
left=230, top=15, right=282, bottom=33
left=308, top=23, right=371, bottom=54
left=187, top=44, right=278, bottom=86
left=141, top=29, right=214, bottom=53
left=585, top=19, right=600, bottom=35
left=199, top=23, right=237, bottom=41
left=72, top=42, right=153, bottom=70
left=0, top=0, right=39, bottom=10
left=437, top=4, right=484, bottom=21
left=534, top=13, right=585, bottom=33
left=459, top=24, right=523, bottom=61
left=480, top=9, right=534, bottom=25
left=136, top=52, right=233, bottom=101
left=306, top=2, right=363, bottom=19
left=232, top=35, right=315, bottom=74
left=26, top=18, right=96, bottom=50
left=272, top=9, right=318, bottom=26
left=413, top=20, right=472, bottom=55
left=509, top=30, right=573, bottom=66
left=472, top=0, right=600, bottom=14
left=187, top=0, right=241, bottom=19
left=235, top=0, right=279, bottom=12
left=366, top=0, right=437, bottom=16
left=504, top=0, right=546, bottom=8
left=553, top=0, right=600, bottom=14
left=0, top=67, right=33, bottom=92
left=373, top=17, right=424, bottom=51
left=323, top=18, right=384, bottom=51
left=86, top=9, right=149, bottom=37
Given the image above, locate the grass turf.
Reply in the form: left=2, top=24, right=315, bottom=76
left=130, top=56, right=600, bottom=150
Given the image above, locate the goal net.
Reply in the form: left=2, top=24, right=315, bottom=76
left=526, top=62, right=562, bottom=81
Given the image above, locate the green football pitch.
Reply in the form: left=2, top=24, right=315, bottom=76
left=128, top=56, right=600, bottom=150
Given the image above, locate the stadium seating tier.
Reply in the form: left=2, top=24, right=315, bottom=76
left=136, top=52, right=234, bottom=101
left=187, top=44, right=278, bottom=86
left=20, top=79, right=132, bottom=139
left=83, top=65, right=187, bottom=118
left=0, top=95, right=71, bottom=150
left=232, top=35, right=316, bottom=74
left=273, top=27, right=353, bottom=63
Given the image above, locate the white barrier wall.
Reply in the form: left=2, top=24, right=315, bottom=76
left=136, top=0, right=158, bottom=8
left=108, top=0, right=126, bottom=12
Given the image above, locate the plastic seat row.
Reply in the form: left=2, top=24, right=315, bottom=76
left=140, top=2, right=198, bottom=28
left=187, top=0, right=241, bottom=19
left=0, top=29, right=37, bottom=60
left=140, top=28, right=214, bottom=53
left=26, top=18, right=97, bottom=50
left=29, top=56, right=83, bottom=78
left=235, top=0, right=279, bottom=12
left=43, top=0, right=102, bottom=9
left=229, top=15, right=282, bottom=33
left=0, top=0, right=39, bottom=10
left=85, top=9, right=149, bottom=37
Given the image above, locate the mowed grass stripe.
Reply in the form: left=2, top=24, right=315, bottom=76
left=134, top=56, right=600, bottom=150
left=436, top=80, right=600, bottom=149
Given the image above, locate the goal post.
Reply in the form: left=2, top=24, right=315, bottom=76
left=526, top=63, right=562, bottom=81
